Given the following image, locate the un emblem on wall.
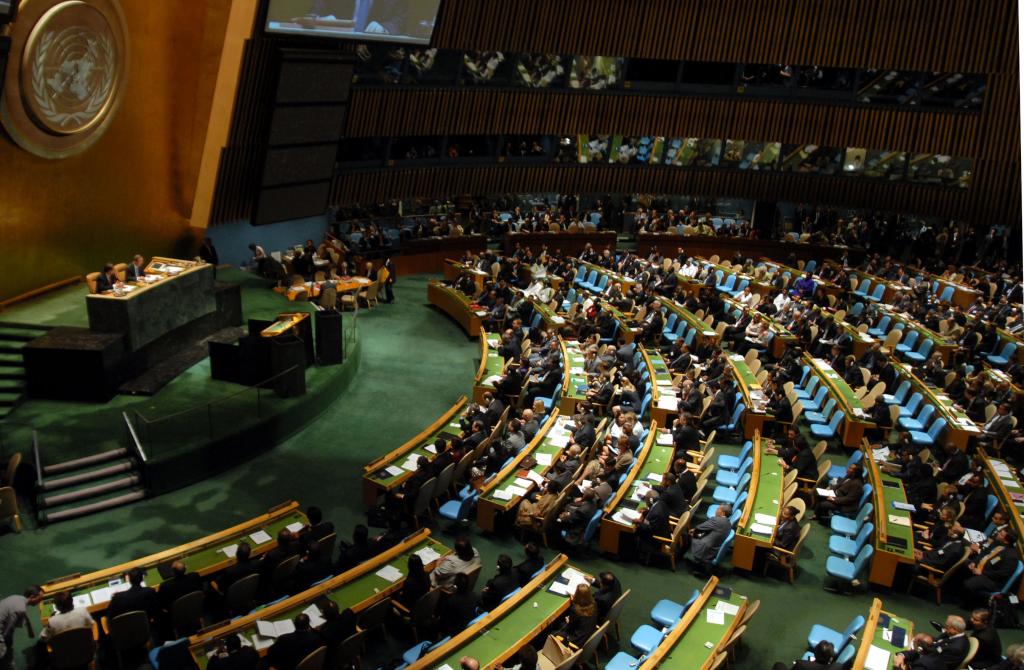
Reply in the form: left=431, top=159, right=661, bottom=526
left=2, top=0, right=128, bottom=158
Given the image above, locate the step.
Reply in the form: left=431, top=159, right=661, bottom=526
left=0, top=352, right=24, bottom=365
left=0, top=366, right=25, bottom=380
left=0, top=343, right=28, bottom=355
left=0, top=379, right=24, bottom=393
left=39, top=460, right=136, bottom=492
left=40, top=488, right=147, bottom=524
left=43, top=448, right=130, bottom=476
left=0, top=392, right=22, bottom=407
left=0, top=327, right=45, bottom=342
left=38, top=474, right=141, bottom=509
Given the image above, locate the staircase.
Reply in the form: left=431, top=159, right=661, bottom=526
left=0, top=322, right=48, bottom=420
left=36, top=446, right=147, bottom=524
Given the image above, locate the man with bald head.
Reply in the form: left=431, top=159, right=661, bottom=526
left=157, top=559, right=202, bottom=616
left=459, top=657, right=479, bottom=670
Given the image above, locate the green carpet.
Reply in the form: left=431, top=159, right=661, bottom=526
left=0, top=273, right=1021, bottom=669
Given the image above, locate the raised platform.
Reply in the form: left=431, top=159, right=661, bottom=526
left=0, top=268, right=361, bottom=504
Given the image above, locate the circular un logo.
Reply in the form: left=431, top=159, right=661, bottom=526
left=1, top=0, right=128, bottom=158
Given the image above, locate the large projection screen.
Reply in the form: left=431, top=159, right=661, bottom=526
left=265, top=0, right=440, bottom=44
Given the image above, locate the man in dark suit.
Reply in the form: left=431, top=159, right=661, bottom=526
left=479, top=555, right=518, bottom=610
left=770, top=640, right=839, bottom=670
left=655, top=472, right=688, bottom=518
left=671, top=414, right=701, bottom=455
left=773, top=506, right=801, bottom=552
left=570, top=415, right=597, bottom=451
left=513, top=543, right=544, bottom=587
left=915, top=524, right=968, bottom=573
left=968, top=609, right=1002, bottom=669
left=157, top=561, right=203, bottom=613
left=125, top=255, right=146, bottom=282
left=929, top=616, right=970, bottom=670
left=304, top=506, right=334, bottom=543
left=962, top=529, right=1020, bottom=608
left=546, top=446, right=581, bottom=489
left=893, top=634, right=946, bottom=670
left=636, top=490, right=671, bottom=560
left=207, top=633, right=259, bottom=670
left=95, top=263, right=117, bottom=293
left=935, top=443, right=969, bottom=484
left=107, top=567, right=157, bottom=620
left=259, top=529, right=299, bottom=591
left=267, top=614, right=322, bottom=670
left=592, top=572, right=622, bottom=621
left=437, top=573, right=477, bottom=637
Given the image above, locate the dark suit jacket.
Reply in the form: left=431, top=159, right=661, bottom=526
left=158, top=572, right=203, bottom=611
left=672, top=426, right=701, bottom=453
left=933, top=633, right=969, bottom=670
left=219, top=558, right=260, bottom=592
left=438, top=592, right=477, bottom=635
left=126, top=263, right=144, bottom=282
left=659, top=484, right=688, bottom=517
left=971, top=626, right=1002, bottom=668
left=774, top=520, right=800, bottom=551
left=921, top=539, right=967, bottom=572
left=107, top=584, right=158, bottom=619
left=639, top=500, right=671, bottom=538
left=267, top=629, right=323, bottom=670
left=513, top=556, right=544, bottom=587
left=95, top=273, right=114, bottom=293
left=480, top=572, right=518, bottom=609
left=208, top=647, right=259, bottom=670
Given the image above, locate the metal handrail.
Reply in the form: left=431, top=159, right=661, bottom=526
left=122, top=411, right=147, bottom=464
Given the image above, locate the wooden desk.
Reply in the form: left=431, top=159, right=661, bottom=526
left=805, top=356, right=875, bottom=448
left=891, top=360, right=981, bottom=451
left=758, top=258, right=842, bottom=296
left=410, top=556, right=582, bottom=670
left=721, top=296, right=796, bottom=358
left=698, top=259, right=772, bottom=297
left=639, top=576, right=748, bottom=670
left=188, top=530, right=450, bottom=669
left=725, top=354, right=772, bottom=438
left=362, top=397, right=467, bottom=506
left=427, top=281, right=484, bottom=337
left=644, top=349, right=678, bottom=427
left=864, top=451, right=915, bottom=588
left=848, top=269, right=912, bottom=305
left=503, top=231, right=618, bottom=257
left=529, top=297, right=568, bottom=332
left=851, top=599, right=914, bottom=670
left=598, top=425, right=665, bottom=554
left=732, top=433, right=782, bottom=571
left=476, top=411, right=561, bottom=532
left=601, top=301, right=638, bottom=344
left=473, top=330, right=506, bottom=403
left=560, top=339, right=587, bottom=415
left=443, top=258, right=489, bottom=295
left=984, top=367, right=1024, bottom=412
left=878, top=306, right=957, bottom=365
left=261, top=312, right=310, bottom=338
left=662, top=299, right=720, bottom=350
left=977, top=450, right=1024, bottom=599
left=577, top=260, right=635, bottom=294
left=39, top=502, right=305, bottom=621
left=634, top=233, right=864, bottom=266
left=808, top=304, right=877, bottom=358
left=86, top=257, right=215, bottom=351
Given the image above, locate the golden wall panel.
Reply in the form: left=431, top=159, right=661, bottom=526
left=0, top=0, right=231, bottom=301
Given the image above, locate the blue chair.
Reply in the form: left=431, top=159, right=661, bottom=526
left=853, top=279, right=871, bottom=299
left=709, top=530, right=737, bottom=570
left=501, top=587, right=521, bottom=603
left=854, top=484, right=873, bottom=511
left=581, top=270, right=598, bottom=291
left=729, top=279, right=750, bottom=296
left=804, top=398, right=837, bottom=424
left=827, top=450, right=863, bottom=481
left=712, top=473, right=751, bottom=505
left=683, top=328, right=696, bottom=348
left=805, top=260, right=817, bottom=274
left=866, top=284, right=886, bottom=302
left=999, top=561, right=1024, bottom=594
left=809, top=410, right=845, bottom=440
left=596, top=274, right=610, bottom=292
left=837, top=645, right=856, bottom=664
left=663, top=319, right=686, bottom=343
left=899, top=403, right=936, bottom=432
left=898, top=392, right=924, bottom=418
left=706, top=492, right=747, bottom=521
left=563, top=509, right=603, bottom=546
left=895, top=330, right=919, bottom=355
left=867, top=315, right=891, bottom=338
left=801, top=387, right=830, bottom=414
left=402, top=641, right=433, bottom=664
left=718, top=403, right=746, bottom=435
left=849, top=302, right=864, bottom=318
left=792, top=375, right=820, bottom=401
left=605, top=652, right=642, bottom=670
left=630, top=625, right=666, bottom=654
left=650, top=589, right=701, bottom=627
left=829, top=522, right=874, bottom=559
left=663, top=312, right=678, bottom=336
left=561, top=287, right=576, bottom=311
left=987, top=342, right=1018, bottom=368
left=808, top=615, right=867, bottom=651
left=718, top=441, right=754, bottom=471
left=904, top=337, right=934, bottom=363
left=909, top=418, right=947, bottom=447
left=718, top=274, right=737, bottom=293
left=573, top=266, right=587, bottom=284
left=600, top=321, right=620, bottom=345
left=716, top=457, right=753, bottom=487
left=826, top=544, right=874, bottom=586
left=938, top=286, right=955, bottom=303
left=831, top=503, right=873, bottom=537
left=529, top=312, right=543, bottom=331
left=985, top=494, right=999, bottom=521
left=882, top=380, right=911, bottom=405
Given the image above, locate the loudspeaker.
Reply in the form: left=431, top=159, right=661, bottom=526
left=315, top=311, right=343, bottom=365
left=269, top=335, right=307, bottom=397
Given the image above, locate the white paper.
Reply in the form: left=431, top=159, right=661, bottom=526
left=816, top=488, right=836, bottom=499
left=548, top=581, right=571, bottom=596
left=535, top=453, right=553, bottom=466
left=303, top=604, right=326, bottom=628
left=425, top=443, right=437, bottom=454
left=414, top=547, right=442, bottom=565
left=715, top=601, right=740, bottom=616
left=220, top=544, right=239, bottom=558
left=656, top=398, right=677, bottom=410
left=402, top=458, right=421, bottom=472
left=892, top=501, right=916, bottom=512
left=754, top=513, right=777, bottom=526
left=656, top=433, right=674, bottom=446
left=548, top=434, right=570, bottom=447
left=648, top=472, right=664, bottom=483
left=375, top=565, right=403, bottom=583
left=750, top=523, right=775, bottom=536
left=864, top=645, right=891, bottom=670
left=72, top=594, right=92, bottom=609
left=437, top=665, right=456, bottom=670
left=507, top=485, right=529, bottom=498
left=492, top=489, right=513, bottom=501
left=89, top=587, right=113, bottom=605
left=525, top=470, right=545, bottom=485
left=964, top=528, right=986, bottom=543
left=515, top=477, right=534, bottom=489
left=246, top=528, right=272, bottom=545
left=385, top=465, right=404, bottom=477
left=706, top=609, right=726, bottom=625
left=286, top=522, right=305, bottom=533
left=615, top=508, right=642, bottom=522
left=251, top=634, right=274, bottom=651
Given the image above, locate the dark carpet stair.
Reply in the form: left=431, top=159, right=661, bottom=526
left=0, top=322, right=49, bottom=421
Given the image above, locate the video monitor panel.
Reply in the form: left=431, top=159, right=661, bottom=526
left=266, top=0, right=441, bottom=45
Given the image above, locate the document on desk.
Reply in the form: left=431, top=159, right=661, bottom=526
left=286, top=522, right=305, bottom=533
left=515, top=477, right=534, bottom=489
left=375, top=565, right=403, bottom=583
left=864, top=645, right=891, bottom=670
left=525, top=470, right=546, bottom=485
left=89, top=587, right=114, bottom=605
left=887, top=514, right=911, bottom=527
left=256, top=619, right=295, bottom=638
left=220, top=544, right=239, bottom=558
left=424, top=443, right=437, bottom=454
left=535, top=453, right=553, bottom=466
left=754, top=513, right=777, bottom=526
left=715, top=601, right=740, bottom=616
left=706, top=609, right=726, bottom=625
left=302, top=604, right=326, bottom=628
left=507, top=485, right=529, bottom=498
left=249, top=530, right=272, bottom=544
left=657, top=433, right=674, bottom=446
left=251, top=634, right=274, bottom=651
left=548, top=434, right=570, bottom=448
left=750, top=523, right=775, bottom=536
left=385, top=465, right=404, bottom=477
left=493, top=489, right=513, bottom=501
left=891, top=501, right=916, bottom=512
left=414, top=547, right=442, bottom=565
